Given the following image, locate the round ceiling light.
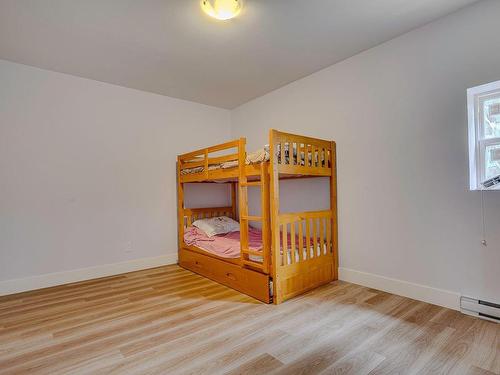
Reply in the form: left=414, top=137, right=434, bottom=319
left=201, top=0, right=243, bottom=21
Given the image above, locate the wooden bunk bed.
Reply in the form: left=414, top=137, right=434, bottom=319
left=177, top=129, right=338, bottom=304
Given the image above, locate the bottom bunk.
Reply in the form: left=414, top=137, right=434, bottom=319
left=183, top=224, right=330, bottom=266
left=179, top=210, right=336, bottom=304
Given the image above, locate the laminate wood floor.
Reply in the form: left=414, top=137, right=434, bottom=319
left=0, top=265, right=498, bottom=375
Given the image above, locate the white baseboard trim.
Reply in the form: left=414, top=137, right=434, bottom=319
left=338, top=267, right=460, bottom=311
left=0, top=253, right=178, bottom=297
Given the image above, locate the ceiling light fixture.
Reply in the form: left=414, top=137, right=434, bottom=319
left=201, top=0, right=243, bottom=21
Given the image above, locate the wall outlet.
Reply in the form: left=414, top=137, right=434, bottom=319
left=124, top=241, right=133, bottom=253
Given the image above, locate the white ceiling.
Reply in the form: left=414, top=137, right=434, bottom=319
left=0, top=0, right=480, bottom=109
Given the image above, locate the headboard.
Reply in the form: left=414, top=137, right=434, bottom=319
left=183, top=206, right=235, bottom=227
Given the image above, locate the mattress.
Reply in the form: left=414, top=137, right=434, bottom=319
left=183, top=225, right=328, bottom=265
left=180, top=144, right=330, bottom=175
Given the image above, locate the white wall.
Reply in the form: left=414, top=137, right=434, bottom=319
left=0, top=59, right=230, bottom=288
left=231, top=0, right=500, bottom=305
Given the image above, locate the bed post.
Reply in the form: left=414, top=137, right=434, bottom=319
left=261, top=162, right=271, bottom=275
left=330, top=141, right=338, bottom=280
left=177, top=156, right=185, bottom=253
left=238, top=138, right=249, bottom=263
left=231, top=182, right=237, bottom=220
left=269, top=129, right=281, bottom=303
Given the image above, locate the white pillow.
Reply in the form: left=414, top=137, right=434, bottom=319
left=192, top=216, right=240, bottom=237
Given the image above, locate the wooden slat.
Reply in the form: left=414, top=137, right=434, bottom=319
left=184, top=207, right=233, bottom=215
left=240, top=181, right=262, bottom=187
left=207, top=153, right=239, bottom=165
left=319, top=217, right=324, bottom=257
left=207, top=139, right=240, bottom=153
left=241, top=215, right=262, bottom=221
left=312, top=218, right=318, bottom=258
left=177, top=157, right=185, bottom=250
left=180, top=159, right=205, bottom=169
left=241, top=260, right=264, bottom=269
left=178, top=149, right=205, bottom=161
left=305, top=218, right=310, bottom=261
left=269, top=129, right=281, bottom=302
left=179, top=139, right=239, bottom=160
left=277, top=165, right=331, bottom=176
left=231, top=183, right=237, bottom=219
left=204, top=149, right=209, bottom=179
left=290, top=222, right=296, bottom=264
left=238, top=137, right=249, bottom=263
left=241, top=249, right=263, bottom=257
left=298, top=220, right=304, bottom=262
left=260, top=162, right=271, bottom=275
left=282, top=223, right=288, bottom=266
left=296, top=144, right=301, bottom=167
left=272, top=130, right=332, bottom=150
left=326, top=217, right=331, bottom=255
left=180, top=155, right=205, bottom=163
left=278, top=210, right=332, bottom=222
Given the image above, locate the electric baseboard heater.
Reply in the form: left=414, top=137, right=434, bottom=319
left=461, top=296, right=500, bottom=323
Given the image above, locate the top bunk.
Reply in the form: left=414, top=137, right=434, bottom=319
left=177, top=129, right=335, bottom=183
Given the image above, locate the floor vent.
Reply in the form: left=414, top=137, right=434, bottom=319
left=461, top=296, right=500, bottom=323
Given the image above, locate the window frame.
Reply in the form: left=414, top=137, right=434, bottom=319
left=467, top=80, right=500, bottom=190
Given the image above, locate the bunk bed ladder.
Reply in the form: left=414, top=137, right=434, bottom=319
left=238, top=138, right=271, bottom=274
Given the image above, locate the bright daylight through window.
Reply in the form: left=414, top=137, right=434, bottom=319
left=467, top=80, right=500, bottom=190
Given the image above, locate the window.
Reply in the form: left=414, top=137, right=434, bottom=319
left=467, top=80, right=500, bottom=190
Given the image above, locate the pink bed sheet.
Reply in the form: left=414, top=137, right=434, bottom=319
left=184, top=226, right=263, bottom=258
left=183, top=226, right=316, bottom=259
